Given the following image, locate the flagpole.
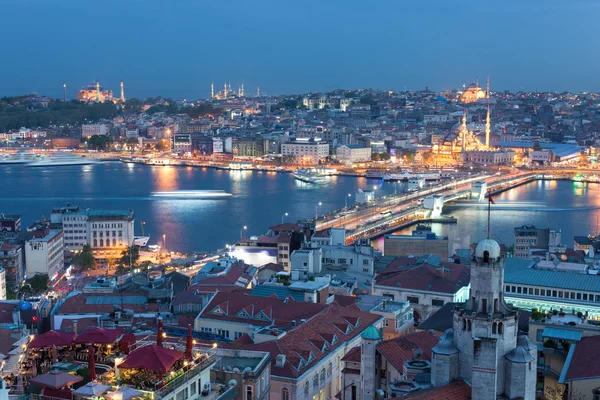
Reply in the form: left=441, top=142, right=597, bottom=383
left=487, top=191, right=491, bottom=239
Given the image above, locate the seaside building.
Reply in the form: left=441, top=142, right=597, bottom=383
left=281, top=138, right=329, bottom=165
left=335, top=144, right=372, bottom=164
left=384, top=233, right=449, bottom=259
left=81, top=124, right=108, bottom=138
left=25, top=229, right=64, bottom=282
left=514, top=225, right=551, bottom=258
left=50, top=205, right=135, bottom=257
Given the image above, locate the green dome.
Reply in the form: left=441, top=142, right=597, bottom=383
left=361, top=325, right=382, bottom=340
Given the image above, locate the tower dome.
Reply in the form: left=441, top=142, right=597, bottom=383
left=475, top=238, right=501, bottom=260
left=505, top=346, right=534, bottom=363
left=516, top=335, right=536, bottom=352
left=361, top=325, right=382, bottom=340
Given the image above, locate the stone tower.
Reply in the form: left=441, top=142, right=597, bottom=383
left=431, top=328, right=459, bottom=386
left=360, top=325, right=382, bottom=400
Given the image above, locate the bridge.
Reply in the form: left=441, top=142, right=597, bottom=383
left=313, top=172, right=538, bottom=245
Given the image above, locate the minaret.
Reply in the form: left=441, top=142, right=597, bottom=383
left=95, top=80, right=100, bottom=102
left=211, top=82, right=214, bottom=99
left=485, top=104, right=491, bottom=149
left=461, top=110, right=467, bottom=152
left=63, top=80, right=67, bottom=102
left=223, top=82, right=227, bottom=98
left=486, top=76, right=491, bottom=98
left=120, top=79, right=125, bottom=102
left=241, top=83, right=244, bottom=97
left=238, top=85, right=242, bottom=97
left=257, top=86, right=260, bottom=97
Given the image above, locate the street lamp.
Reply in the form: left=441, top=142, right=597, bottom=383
left=345, top=193, right=352, bottom=211
left=315, top=202, right=322, bottom=224
left=240, top=225, right=247, bottom=239
left=282, top=212, right=288, bottom=224
left=163, top=234, right=166, bottom=254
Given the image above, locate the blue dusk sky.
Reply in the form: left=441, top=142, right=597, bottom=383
left=1, top=0, right=599, bottom=99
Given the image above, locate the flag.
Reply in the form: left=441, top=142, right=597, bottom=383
left=489, top=196, right=495, bottom=204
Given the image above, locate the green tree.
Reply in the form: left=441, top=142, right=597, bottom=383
left=26, top=274, right=49, bottom=293
left=359, top=95, right=377, bottom=106
left=119, top=247, right=140, bottom=268
left=74, top=244, right=96, bottom=270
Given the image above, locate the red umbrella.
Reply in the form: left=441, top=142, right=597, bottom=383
left=185, top=325, right=193, bottom=360
left=157, top=319, right=164, bottom=347
left=118, top=345, right=184, bottom=375
left=29, top=331, right=74, bottom=348
left=88, top=345, right=96, bottom=381
left=119, top=333, right=136, bottom=354
left=74, top=328, right=123, bottom=345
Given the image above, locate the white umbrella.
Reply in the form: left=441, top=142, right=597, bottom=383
left=106, top=387, right=144, bottom=400
left=73, top=382, right=111, bottom=398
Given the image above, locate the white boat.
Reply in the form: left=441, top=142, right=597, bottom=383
left=293, top=169, right=328, bottom=184
left=0, top=152, right=43, bottom=164
left=28, top=154, right=96, bottom=167
left=133, top=236, right=150, bottom=247
left=366, top=171, right=384, bottom=179
left=151, top=190, right=233, bottom=199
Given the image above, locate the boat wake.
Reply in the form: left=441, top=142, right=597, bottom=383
left=150, top=190, right=233, bottom=199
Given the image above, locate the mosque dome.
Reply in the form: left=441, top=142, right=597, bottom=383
left=475, top=239, right=501, bottom=260
left=516, top=335, right=537, bottom=352
left=460, top=84, right=486, bottom=104
left=505, top=346, right=534, bottom=363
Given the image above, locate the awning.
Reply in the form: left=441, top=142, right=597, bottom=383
left=542, top=328, right=583, bottom=342
left=73, top=328, right=123, bottom=345
left=105, top=387, right=144, bottom=400
left=73, top=382, right=111, bottom=398
left=29, top=371, right=83, bottom=389
left=30, top=331, right=75, bottom=348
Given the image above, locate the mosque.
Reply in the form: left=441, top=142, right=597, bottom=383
left=76, top=80, right=125, bottom=103
left=460, top=79, right=488, bottom=104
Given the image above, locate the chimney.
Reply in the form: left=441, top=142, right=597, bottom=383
left=275, top=354, right=286, bottom=368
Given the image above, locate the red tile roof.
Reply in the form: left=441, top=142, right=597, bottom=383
left=191, top=262, right=255, bottom=288
left=376, top=331, right=440, bottom=373
left=341, top=345, right=361, bottom=362
left=312, top=230, right=331, bottom=238
left=391, top=379, right=471, bottom=400
left=259, top=263, right=285, bottom=273
left=269, top=223, right=303, bottom=233
left=332, top=295, right=358, bottom=308
left=58, top=317, right=100, bottom=332
left=198, top=292, right=328, bottom=328
left=172, top=290, right=203, bottom=306
left=565, top=335, right=600, bottom=381
left=244, top=303, right=382, bottom=378
left=57, top=293, right=159, bottom=314
left=375, top=258, right=470, bottom=294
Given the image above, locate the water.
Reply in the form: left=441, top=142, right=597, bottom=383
left=372, top=179, right=600, bottom=255
left=0, top=162, right=398, bottom=253
left=2, top=163, right=598, bottom=254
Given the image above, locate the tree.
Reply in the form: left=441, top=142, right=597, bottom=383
left=156, top=139, right=170, bottom=151
left=119, top=247, right=140, bottom=268
left=74, top=244, right=95, bottom=270
left=359, top=95, right=377, bottom=106
left=27, top=274, right=49, bottom=293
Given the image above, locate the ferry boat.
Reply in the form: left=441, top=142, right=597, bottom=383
left=151, top=190, right=233, bottom=199
left=366, top=171, right=384, bottom=180
left=293, top=169, right=328, bottom=184
left=0, top=152, right=43, bottom=164
left=28, top=154, right=96, bottom=167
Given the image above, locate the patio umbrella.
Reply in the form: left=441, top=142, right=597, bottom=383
left=118, top=345, right=184, bottom=375
left=185, top=325, right=193, bottom=360
left=157, top=319, right=164, bottom=347
left=29, top=370, right=83, bottom=389
left=119, top=333, right=136, bottom=354
left=73, top=382, right=111, bottom=398
left=106, top=387, right=143, bottom=400
left=74, top=328, right=123, bottom=345
left=88, top=345, right=96, bottom=381
left=29, top=331, right=75, bottom=348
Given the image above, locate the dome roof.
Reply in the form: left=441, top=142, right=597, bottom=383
left=441, top=328, right=454, bottom=343
left=432, top=338, right=458, bottom=355
left=505, top=346, right=534, bottom=363
left=361, top=325, right=382, bottom=340
left=517, top=335, right=537, bottom=351
left=475, top=239, right=501, bottom=260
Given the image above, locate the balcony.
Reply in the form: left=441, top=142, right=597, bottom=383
left=154, top=354, right=217, bottom=399
left=541, top=365, right=562, bottom=380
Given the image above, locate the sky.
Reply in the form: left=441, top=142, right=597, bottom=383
left=2, top=0, right=600, bottom=99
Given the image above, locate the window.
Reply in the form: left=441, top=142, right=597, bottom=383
left=517, top=287, right=522, bottom=294
left=281, top=388, right=289, bottom=400
left=320, top=368, right=326, bottom=382
left=432, top=299, right=444, bottom=307
left=363, top=259, right=369, bottom=265
left=327, top=363, right=332, bottom=377
left=577, top=293, right=582, bottom=300
left=505, top=285, right=510, bottom=292
left=552, top=290, right=557, bottom=297
left=304, top=382, right=309, bottom=395
left=535, top=288, right=540, bottom=295
left=537, top=329, right=544, bottom=342
left=246, top=385, right=253, bottom=400
left=407, top=296, right=419, bottom=304
left=529, top=288, right=533, bottom=295
left=313, top=374, right=319, bottom=389
left=584, top=294, right=588, bottom=301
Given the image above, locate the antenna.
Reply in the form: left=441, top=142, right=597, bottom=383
left=487, top=191, right=491, bottom=239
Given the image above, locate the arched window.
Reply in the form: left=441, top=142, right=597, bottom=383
left=93, top=239, right=97, bottom=247
left=483, top=250, right=490, bottom=262
left=467, top=320, right=472, bottom=331
left=246, top=385, right=253, bottom=400
left=112, top=238, right=116, bottom=247
left=281, top=388, right=289, bottom=400
left=492, top=322, right=497, bottom=334
left=327, top=363, right=332, bottom=377
left=498, top=322, right=503, bottom=334
left=320, top=368, right=326, bottom=382
left=313, top=374, right=319, bottom=389
left=304, top=381, right=309, bottom=395
left=462, top=318, right=466, bottom=331
left=99, top=239, right=104, bottom=247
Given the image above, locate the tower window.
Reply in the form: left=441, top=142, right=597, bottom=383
left=498, top=322, right=503, bottom=334
left=492, top=322, right=497, bottom=334
left=483, top=250, right=489, bottom=262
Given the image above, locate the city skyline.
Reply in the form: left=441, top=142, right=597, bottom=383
left=2, top=0, right=600, bottom=99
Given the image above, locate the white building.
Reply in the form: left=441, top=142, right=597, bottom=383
left=0, top=268, right=6, bottom=300
left=212, top=137, right=224, bottom=153
left=125, top=129, right=139, bottom=139
left=51, top=206, right=135, bottom=257
left=81, top=124, right=108, bottom=138
left=281, top=138, right=329, bottom=165
left=172, top=133, right=192, bottom=153
left=25, top=230, right=64, bottom=281
left=335, top=144, right=372, bottom=165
